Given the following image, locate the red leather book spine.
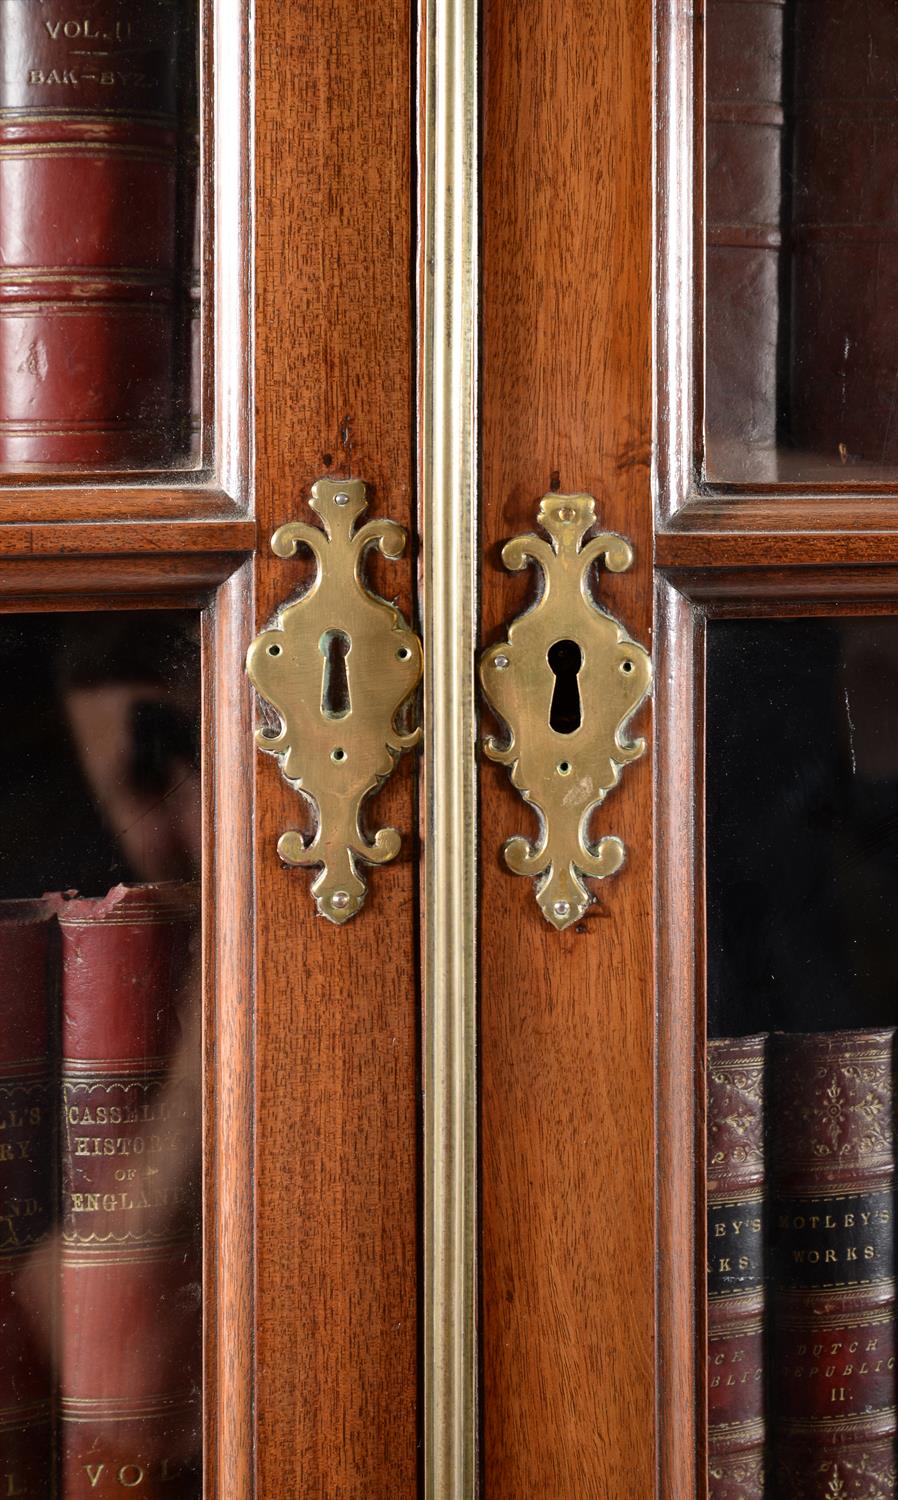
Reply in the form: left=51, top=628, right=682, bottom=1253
left=707, top=1035, right=767, bottom=1499
left=788, top=0, right=898, bottom=466
left=0, top=900, right=56, bottom=1500
left=0, top=1, right=186, bottom=470
left=769, top=1029, right=896, bottom=1498
left=57, top=884, right=200, bottom=1498
left=705, top=0, right=785, bottom=472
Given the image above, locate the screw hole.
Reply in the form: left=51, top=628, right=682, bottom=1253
left=397, top=646, right=411, bottom=660
left=621, top=659, right=633, bottom=673
left=557, top=760, right=572, bottom=776
left=267, top=643, right=282, bottom=657
left=331, top=747, right=346, bottom=763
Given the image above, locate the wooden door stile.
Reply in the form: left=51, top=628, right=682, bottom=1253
left=479, top=0, right=655, bottom=1492
left=253, top=0, right=420, bottom=1495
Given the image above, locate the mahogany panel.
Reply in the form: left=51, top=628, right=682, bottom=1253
left=661, top=495, right=898, bottom=538
left=0, top=482, right=245, bottom=523
left=480, top=0, right=654, bottom=1493
left=657, top=531, right=898, bottom=569
left=0, top=520, right=256, bottom=557
left=253, top=1, right=418, bottom=1496
left=663, top=567, right=898, bottom=608
left=0, top=553, right=245, bottom=596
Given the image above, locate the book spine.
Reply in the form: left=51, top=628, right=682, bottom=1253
left=705, top=0, right=785, bottom=465
left=0, top=901, right=56, bottom=1499
left=57, top=884, right=200, bottom=1498
left=0, top=1, right=185, bottom=470
left=707, top=1035, right=767, bottom=1499
left=769, top=1029, right=896, bottom=1499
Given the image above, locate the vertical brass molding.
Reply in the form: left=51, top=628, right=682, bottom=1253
left=420, top=0, right=479, bottom=1493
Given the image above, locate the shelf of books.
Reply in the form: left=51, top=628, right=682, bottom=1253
left=704, top=0, right=898, bottom=486
left=0, top=0, right=201, bottom=474
left=706, top=619, right=898, bottom=1499
left=0, top=615, right=203, bottom=1497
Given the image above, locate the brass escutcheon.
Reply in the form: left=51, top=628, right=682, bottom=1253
left=480, top=492, right=651, bottom=930
left=246, top=478, right=422, bottom=924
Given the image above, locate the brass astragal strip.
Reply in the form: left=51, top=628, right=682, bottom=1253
left=420, top=0, right=479, bottom=1494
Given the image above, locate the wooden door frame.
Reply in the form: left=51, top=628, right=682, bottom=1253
left=655, top=564, right=898, bottom=1499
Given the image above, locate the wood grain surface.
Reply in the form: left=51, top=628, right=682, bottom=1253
left=253, top=2, right=419, bottom=1496
left=205, top=565, right=255, bottom=1499
left=479, top=0, right=654, bottom=1493
left=654, top=580, right=704, bottom=1500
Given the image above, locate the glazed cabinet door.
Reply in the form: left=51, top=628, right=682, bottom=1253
left=23, top=0, right=894, bottom=1496
left=657, top=0, right=898, bottom=1498
left=251, top=0, right=657, bottom=1494
left=0, top=1, right=255, bottom=1496
left=0, top=0, right=660, bottom=1494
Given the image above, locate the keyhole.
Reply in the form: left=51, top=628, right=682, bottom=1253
left=320, top=630, right=352, bottom=719
left=547, top=638, right=583, bottom=734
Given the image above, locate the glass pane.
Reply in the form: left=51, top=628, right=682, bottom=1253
left=0, top=612, right=201, bottom=1495
left=706, top=618, right=898, bottom=1499
left=0, top=3, right=201, bottom=473
left=705, top=0, right=898, bottom=483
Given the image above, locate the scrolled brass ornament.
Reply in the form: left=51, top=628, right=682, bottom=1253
left=246, top=477, right=422, bottom=925
left=480, top=492, right=651, bottom=931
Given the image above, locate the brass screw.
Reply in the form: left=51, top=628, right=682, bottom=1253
left=332, top=891, right=351, bottom=910
left=557, top=506, right=576, bottom=522
left=334, top=492, right=350, bottom=506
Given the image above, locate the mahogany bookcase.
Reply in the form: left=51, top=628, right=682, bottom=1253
left=2, top=0, right=894, bottom=1494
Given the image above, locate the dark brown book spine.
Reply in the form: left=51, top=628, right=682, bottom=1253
left=0, top=900, right=56, bottom=1499
left=788, top=0, right=898, bottom=466
left=0, top=1, right=185, bottom=470
left=769, top=1029, right=896, bottom=1499
left=57, top=884, right=200, bottom=1498
left=707, top=1035, right=767, bottom=1500
left=705, top=0, right=785, bottom=467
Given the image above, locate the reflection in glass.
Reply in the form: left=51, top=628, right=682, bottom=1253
left=708, top=618, right=898, bottom=1034
left=705, top=0, right=898, bottom=482
left=706, top=619, right=898, bottom=1500
left=0, top=613, right=201, bottom=1496
left=0, top=2, right=201, bottom=473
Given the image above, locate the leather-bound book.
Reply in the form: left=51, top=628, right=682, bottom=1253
left=769, top=1029, right=896, bottom=1499
left=705, top=0, right=785, bottom=473
left=57, top=883, right=200, bottom=1497
left=707, top=1035, right=767, bottom=1500
left=788, top=0, right=898, bottom=467
left=0, top=1, right=189, bottom=470
left=0, top=899, right=56, bottom=1499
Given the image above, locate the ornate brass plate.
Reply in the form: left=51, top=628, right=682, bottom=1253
left=480, top=493, right=651, bottom=931
left=246, top=478, right=422, bottom=924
